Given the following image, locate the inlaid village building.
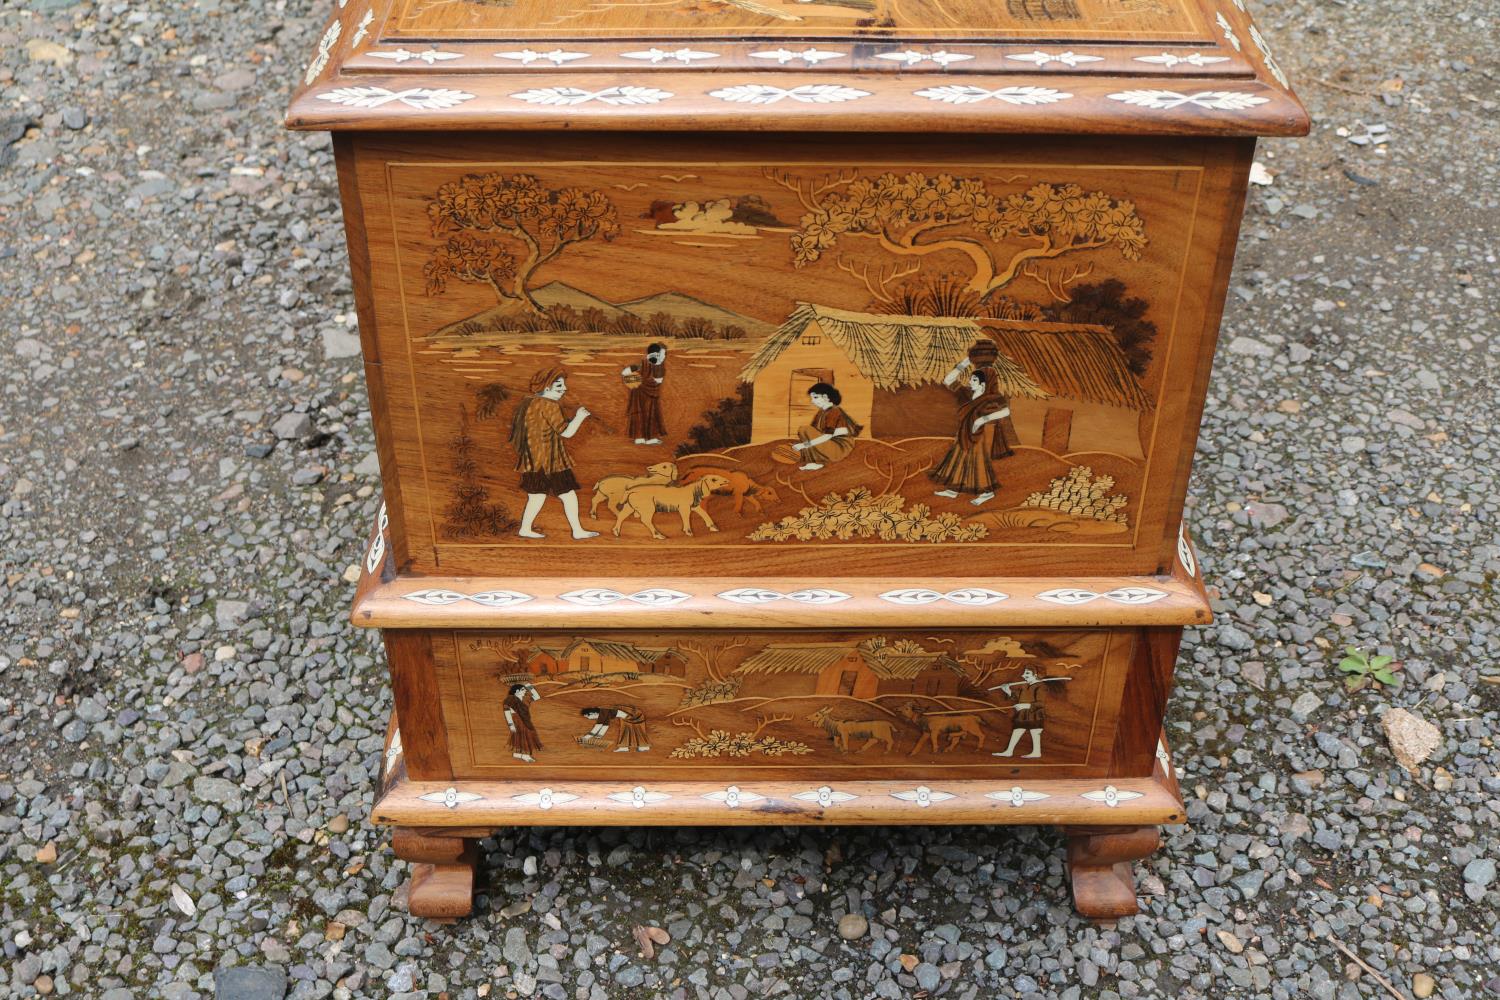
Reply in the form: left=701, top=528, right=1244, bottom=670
left=734, top=640, right=966, bottom=699
left=738, top=304, right=1154, bottom=458
left=525, top=639, right=688, bottom=677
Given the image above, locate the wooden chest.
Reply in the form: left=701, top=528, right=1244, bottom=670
left=286, top=0, right=1306, bottom=921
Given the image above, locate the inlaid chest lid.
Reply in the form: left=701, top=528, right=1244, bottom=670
left=286, top=0, right=1307, bottom=136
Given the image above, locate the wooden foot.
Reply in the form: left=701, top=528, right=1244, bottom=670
left=1063, top=825, right=1161, bottom=921
left=392, top=829, right=479, bottom=921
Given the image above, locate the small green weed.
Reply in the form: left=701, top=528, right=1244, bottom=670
left=1337, top=646, right=1402, bottom=691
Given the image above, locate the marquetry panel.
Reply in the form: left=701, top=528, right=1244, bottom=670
left=431, top=627, right=1133, bottom=780
left=351, top=130, right=1250, bottom=580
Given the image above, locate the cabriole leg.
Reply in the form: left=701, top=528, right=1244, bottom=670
left=392, top=829, right=479, bottom=921
left=1063, top=825, right=1161, bottom=921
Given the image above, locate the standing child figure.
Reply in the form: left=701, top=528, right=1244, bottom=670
left=509, top=366, right=599, bottom=540
left=622, top=342, right=668, bottom=445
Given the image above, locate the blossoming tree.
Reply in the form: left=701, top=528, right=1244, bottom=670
left=424, top=172, right=620, bottom=313
left=767, top=169, right=1147, bottom=305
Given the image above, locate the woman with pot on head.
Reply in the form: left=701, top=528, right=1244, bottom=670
left=930, top=362, right=1014, bottom=506
left=508, top=365, right=599, bottom=540
left=792, top=382, right=862, bottom=471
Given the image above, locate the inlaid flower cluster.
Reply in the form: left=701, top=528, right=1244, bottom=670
left=670, top=730, right=813, bottom=759
left=749, top=488, right=989, bottom=543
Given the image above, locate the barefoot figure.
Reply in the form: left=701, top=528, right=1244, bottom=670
left=509, top=366, right=600, bottom=539
left=989, top=667, right=1073, bottom=759
left=622, top=342, right=667, bottom=445
left=578, top=706, right=651, bottom=752
left=930, top=363, right=1013, bottom=506
left=503, top=682, right=543, bottom=762
left=792, top=382, right=862, bottom=471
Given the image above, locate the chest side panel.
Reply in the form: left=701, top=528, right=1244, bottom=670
left=353, top=131, right=1249, bottom=578
left=433, top=627, right=1132, bottom=780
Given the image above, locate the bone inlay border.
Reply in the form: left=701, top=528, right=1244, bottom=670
left=400, top=783, right=1161, bottom=812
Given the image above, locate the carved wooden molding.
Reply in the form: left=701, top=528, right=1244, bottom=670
left=358, top=575, right=1208, bottom=628
left=373, top=772, right=1185, bottom=826
left=287, top=0, right=1306, bottom=134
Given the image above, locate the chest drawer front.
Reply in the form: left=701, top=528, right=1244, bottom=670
left=430, top=626, right=1132, bottom=781
left=351, top=131, right=1247, bottom=583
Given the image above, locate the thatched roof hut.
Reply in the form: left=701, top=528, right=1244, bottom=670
left=736, top=641, right=963, bottom=698
left=560, top=638, right=659, bottom=665
left=979, top=319, right=1153, bottom=412
left=737, top=643, right=857, bottom=676
left=736, top=642, right=960, bottom=679
left=739, top=303, right=1047, bottom=398
left=867, top=651, right=964, bottom=680
left=737, top=303, right=1154, bottom=452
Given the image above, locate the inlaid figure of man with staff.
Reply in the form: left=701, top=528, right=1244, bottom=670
left=990, top=665, right=1074, bottom=758
left=509, top=365, right=600, bottom=540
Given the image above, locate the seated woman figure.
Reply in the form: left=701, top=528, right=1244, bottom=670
left=792, top=382, right=862, bottom=471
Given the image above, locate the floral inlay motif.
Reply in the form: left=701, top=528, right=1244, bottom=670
left=890, top=786, right=955, bottom=808
left=1081, top=785, right=1145, bottom=808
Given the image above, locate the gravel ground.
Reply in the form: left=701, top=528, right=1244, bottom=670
left=2, top=1, right=1497, bottom=998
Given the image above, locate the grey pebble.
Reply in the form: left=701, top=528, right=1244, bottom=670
left=503, top=927, right=530, bottom=968
left=271, top=412, right=313, bottom=440
left=213, top=965, right=287, bottom=1000
left=1290, top=692, right=1324, bottom=722
left=1463, top=858, right=1496, bottom=888
left=914, top=963, right=941, bottom=991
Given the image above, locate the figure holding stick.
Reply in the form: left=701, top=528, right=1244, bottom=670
left=990, top=666, right=1073, bottom=758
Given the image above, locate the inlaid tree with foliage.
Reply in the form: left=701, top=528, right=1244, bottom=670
left=425, top=173, right=620, bottom=313
left=767, top=169, right=1147, bottom=306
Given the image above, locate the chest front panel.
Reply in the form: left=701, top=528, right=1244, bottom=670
left=352, top=131, right=1250, bottom=581
left=431, top=627, right=1133, bottom=781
